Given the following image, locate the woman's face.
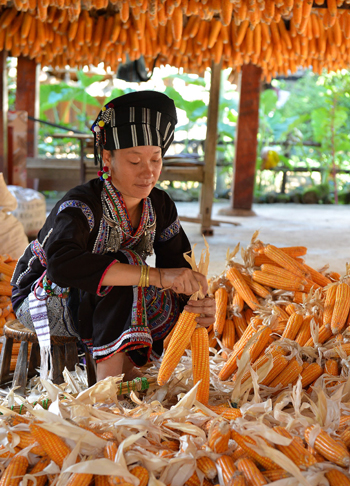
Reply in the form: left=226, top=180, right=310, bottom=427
left=103, top=146, right=162, bottom=201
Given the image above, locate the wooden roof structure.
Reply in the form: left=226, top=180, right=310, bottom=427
left=0, top=0, right=349, bottom=80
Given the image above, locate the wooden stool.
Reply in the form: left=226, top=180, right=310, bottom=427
left=0, top=320, right=96, bottom=395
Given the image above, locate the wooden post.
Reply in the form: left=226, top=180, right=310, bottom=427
left=15, top=57, right=40, bottom=158
left=219, top=63, right=261, bottom=216
left=0, top=51, right=8, bottom=181
left=200, top=61, right=222, bottom=235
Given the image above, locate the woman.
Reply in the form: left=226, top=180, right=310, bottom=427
left=11, top=91, right=215, bottom=383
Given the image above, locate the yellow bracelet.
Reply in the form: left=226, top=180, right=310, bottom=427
left=138, top=266, right=146, bottom=287
left=145, top=266, right=150, bottom=287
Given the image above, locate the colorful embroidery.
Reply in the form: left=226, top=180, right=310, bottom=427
left=31, top=239, right=47, bottom=268
left=57, top=200, right=95, bottom=232
left=158, top=217, right=180, bottom=242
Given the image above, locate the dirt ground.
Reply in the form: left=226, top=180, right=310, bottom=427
left=174, top=202, right=350, bottom=278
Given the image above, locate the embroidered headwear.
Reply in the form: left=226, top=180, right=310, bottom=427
left=91, top=91, right=178, bottom=167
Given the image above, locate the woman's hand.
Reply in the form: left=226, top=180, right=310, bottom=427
left=184, top=297, right=216, bottom=328
left=159, top=267, right=208, bottom=296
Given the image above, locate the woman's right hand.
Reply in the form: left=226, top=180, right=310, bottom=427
left=158, top=267, right=208, bottom=296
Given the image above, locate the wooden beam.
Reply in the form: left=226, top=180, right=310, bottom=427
left=232, top=63, right=261, bottom=213
left=200, top=60, right=222, bottom=236
left=15, top=57, right=40, bottom=158
left=0, top=51, right=8, bottom=182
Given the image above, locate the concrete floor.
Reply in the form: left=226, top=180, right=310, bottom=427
left=175, top=202, right=350, bottom=278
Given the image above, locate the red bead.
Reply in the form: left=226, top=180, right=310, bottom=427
left=97, top=170, right=103, bottom=177
left=107, top=176, right=112, bottom=182
left=103, top=166, right=109, bottom=172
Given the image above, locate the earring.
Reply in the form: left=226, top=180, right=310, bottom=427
left=97, top=166, right=111, bottom=182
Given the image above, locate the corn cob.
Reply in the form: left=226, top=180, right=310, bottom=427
left=216, top=455, right=236, bottom=485
left=130, top=466, right=149, bottom=486
left=158, top=307, right=199, bottom=386
left=214, top=287, right=228, bottom=336
left=227, top=267, right=260, bottom=311
left=304, top=425, right=350, bottom=467
left=263, top=469, right=291, bottom=481
left=252, top=270, right=305, bottom=292
left=197, top=456, right=217, bottom=479
left=27, top=457, right=51, bottom=486
left=242, top=274, right=271, bottom=298
left=95, top=477, right=110, bottom=486
left=232, top=291, right=245, bottom=312
left=325, top=358, right=339, bottom=376
left=325, top=343, right=350, bottom=358
left=222, top=318, right=235, bottom=351
left=191, top=326, right=210, bottom=405
left=8, top=430, right=46, bottom=456
left=331, top=282, right=350, bottom=334
left=294, top=315, right=313, bottom=346
left=340, top=427, right=350, bottom=449
left=323, top=284, right=338, bottom=326
left=0, top=455, right=29, bottom=486
left=281, top=312, right=304, bottom=340
left=208, top=420, right=231, bottom=453
left=263, top=244, right=308, bottom=278
left=273, top=426, right=317, bottom=467
left=302, top=263, right=332, bottom=286
left=325, top=470, right=350, bottom=486
left=236, top=457, right=268, bottom=485
left=230, top=430, right=279, bottom=470
left=300, top=362, right=323, bottom=388
left=268, top=358, right=303, bottom=390
left=232, top=314, right=247, bottom=339
left=30, top=424, right=72, bottom=468
left=280, top=246, right=307, bottom=257
left=66, top=473, right=93, bottom=486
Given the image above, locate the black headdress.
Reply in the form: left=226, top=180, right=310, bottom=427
left=91, top=90, right=178, bottom=169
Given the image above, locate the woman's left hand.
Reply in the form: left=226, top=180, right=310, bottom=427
left=184, top=297, right=216, bottom=328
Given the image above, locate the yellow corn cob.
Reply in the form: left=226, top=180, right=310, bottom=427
left=304, top=425, right=350, bottom=467
left=263, top=469, right=291, bottom=481
left=222, top=318, right=235, bottom=351
left=8, top=430, right=46, bottom=456
left=228, top=472, right=247, bottom=486
left=307, top=444, right=325, bottom=462
left=208, top=329, right=218, bottom=349
left=293, top=291, right=307, bottom=304
left=197, top=456, right=217, bottom=479
left=260, top=263, right=303, bottom=283
left=325, top=358, right=339, bottom=376
left=191, top=326, right=210, bottom=405
left=281, top=312, right=304, bottom=340
left=214, top=287, right=228, bottom=336
left=323, top=284, right=338, bottom=326
left=340, top=427, right=350, bottom=449
left=161, top=439, right=179, bottom=451
left=226, top=267, right=260, bottom=311
left=236, top=457, right=268, bottom=485
left=130, top=466, right=149, bottom=486
left=268, top=358, right=303, bottom=390
left=95, top=477, right=109, bottom=486
left=158, top=307, right=199, bottom=386
left=305, top=323, right=332, bottom=346
left=232, top=291, right=245, bottom=312
left=103, top=441, right=118, bottom=460
left=340, top=415, right=350, bottom=429
left=252, top=270, right=305, bottom=292
left=260, top=354, right=289, bottom=386
left=236, top=345, right=286, bottom=385
left=280, top=246, right=307, bottom=257
left=331, top=282, right=350, bottom=334
left=220, top=408, right=242, bottom=421
left=66, top=473, right=93, bottom=486
left=230, top=430, right=279, bottom=470
left=0, top=455, right=29, bottom=486
left=325, top=470, right=350, bottom=486
left=218, top=320, right=259, bottom=381
left=263, top=244, right=308, bottom=278
left=216, top=455, right=237, bottom=485
left=285, top=304, right=297, bottom=316
left=273, top=426, right=317, bottom=467
left=30, top=424, right=72, bottom=468
left=232, top=314, right=247, bottom=339
left=208, top=420, right=231, bottom=453
left=302, top=263, right=332, bottom=287
left=242, top=274, right=271, bottom=298
left=301, top=362, right=323, bottom=388
left=27, top=457, right=51, bottom=486
left=294, top=315, right=313, bottom=346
